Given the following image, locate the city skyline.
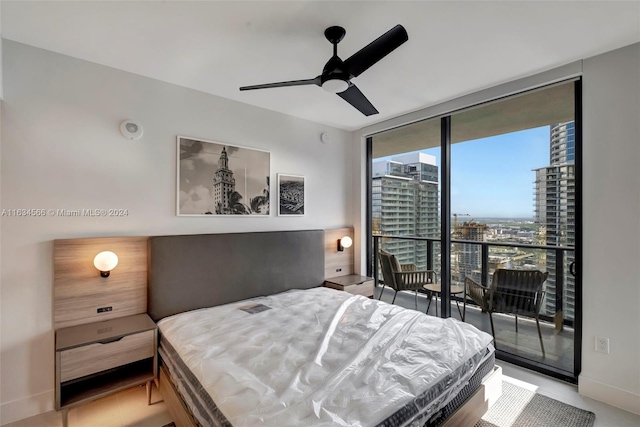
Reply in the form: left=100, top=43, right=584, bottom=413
left=375, top=125, right=551, bottom=218
left=372, top=121, right=576, bottom=320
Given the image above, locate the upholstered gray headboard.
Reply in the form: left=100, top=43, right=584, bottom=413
left=147, top=230, right=325, bottom=321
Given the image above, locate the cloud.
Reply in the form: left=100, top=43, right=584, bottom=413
left=179, top=185, right=215, bottom=214
left=182, top=159, right=196, bottom=170
left=180, top=139, right=204, bottom=160
left=195, top=151, right=218, bottom=165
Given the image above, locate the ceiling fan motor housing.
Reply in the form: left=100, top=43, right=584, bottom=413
left=321, top=56, right=350, bottom=93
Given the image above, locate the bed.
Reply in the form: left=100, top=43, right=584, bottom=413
left=148, top=230, right=501, bottom=427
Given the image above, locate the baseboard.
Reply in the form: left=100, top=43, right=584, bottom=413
left=579, top=375, right=640, bottom=415
left=0, top=389, right=54, bottom=425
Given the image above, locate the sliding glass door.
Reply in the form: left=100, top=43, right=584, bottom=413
left=370, top=116, right=442, bottom=285
left=368, top=80, right=582, bottom=382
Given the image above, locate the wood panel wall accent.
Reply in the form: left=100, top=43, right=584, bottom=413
left=54, top=237, right=148, bottom=329
left=324, top=227, right=354, bottom=279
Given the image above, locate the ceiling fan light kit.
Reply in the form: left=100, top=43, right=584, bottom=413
left=321, top=79, right=349, bottom=94
left=239, top=25, right=408, bottom=116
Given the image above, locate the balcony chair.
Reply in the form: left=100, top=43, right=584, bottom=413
left=378, top=250, right=436, bottom=310
left=464, top=269, right=549, bottom=357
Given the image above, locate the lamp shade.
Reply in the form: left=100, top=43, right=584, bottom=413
left=94, top=251, right=118, bottom=273
left=340, top=236, right=353, bottom=249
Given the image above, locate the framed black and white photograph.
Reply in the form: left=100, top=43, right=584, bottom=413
left=177, top=136, right=270, bottom=216
left=277, top=174, right=305, bottom=216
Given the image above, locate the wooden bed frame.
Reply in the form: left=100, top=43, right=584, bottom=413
left=441, top=366, right=502, bottom=427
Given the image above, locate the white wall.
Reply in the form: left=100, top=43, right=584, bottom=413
left=0, top=0, right=3, bottom=100
left=0, top=40, right=353, bottom=424
left=579, top=43, right=640, bottom=414
left=0, top=71, right=2, bottom=427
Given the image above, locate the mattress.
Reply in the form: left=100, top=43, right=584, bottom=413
left=158, top=287, right=494, bottom=427
left=159, top=336, right=495, bottom=427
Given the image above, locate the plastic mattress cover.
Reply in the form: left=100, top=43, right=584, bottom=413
left=158, top=287, right=493, bottom=427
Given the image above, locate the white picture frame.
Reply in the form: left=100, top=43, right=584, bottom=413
left=177, top=136, right=270, bottom=216
left=277, top=174, right=305, bottom=216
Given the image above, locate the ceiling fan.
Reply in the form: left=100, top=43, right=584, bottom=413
left=239, top=25, right=408, bottom=116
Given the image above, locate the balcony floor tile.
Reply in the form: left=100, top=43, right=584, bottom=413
left=374, top=285, right=574, bottom=374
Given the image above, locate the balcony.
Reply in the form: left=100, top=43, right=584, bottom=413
left=372, top=234, right=576, bottom=379
left=375, top=285, right=575, bottom=374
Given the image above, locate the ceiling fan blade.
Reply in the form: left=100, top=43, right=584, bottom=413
left=343, top=24, right=408, bottom=78
left=240, top=77, right=320, bottom=91
left=337, top=84, right=379, bottom=116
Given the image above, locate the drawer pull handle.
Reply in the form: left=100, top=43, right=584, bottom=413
left=98, top=336, right=125, bottom=344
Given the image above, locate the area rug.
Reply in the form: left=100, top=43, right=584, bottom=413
left=476, top=381, right=596, bottom=427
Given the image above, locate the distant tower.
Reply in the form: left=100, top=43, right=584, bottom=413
left=534, top=121, right=576, bottom=320
left=458, top=221, right=488, bottom=283
left=213, top=147, right=235, bottom=213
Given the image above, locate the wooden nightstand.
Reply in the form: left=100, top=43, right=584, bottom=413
left=55, top=313, right=157, bottom=427
left=324, top=275, right=375, bottom=298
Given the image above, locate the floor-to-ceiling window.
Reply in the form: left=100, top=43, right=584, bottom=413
left=368, top=80, right=581, bottom=382
left=370, top=117, right=442, bottom=281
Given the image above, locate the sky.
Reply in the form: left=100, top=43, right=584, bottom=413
left=376, top=126, right=551, bottom=218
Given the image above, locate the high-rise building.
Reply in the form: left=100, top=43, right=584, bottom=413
left=455, top=221, right=488, bottom=284
left=213, top=147, right=236, bottom=214
left=534, top=122, right=576, bottom=319
left=372, top=153, right=439, bottom=270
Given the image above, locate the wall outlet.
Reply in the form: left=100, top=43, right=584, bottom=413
left=336, top=268, right=342, bottom=272
left=595, top=336, right=610, bottom=354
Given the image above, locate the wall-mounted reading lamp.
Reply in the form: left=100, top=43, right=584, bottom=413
left=94, top=251, right=118, bottom=278
left=337, top=236, right=353, bottom=252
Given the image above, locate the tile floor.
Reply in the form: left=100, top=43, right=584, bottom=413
left=377, top=285, right=576, bottom=374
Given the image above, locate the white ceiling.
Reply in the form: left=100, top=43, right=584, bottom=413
left=2, top=1, right=639, bottom=131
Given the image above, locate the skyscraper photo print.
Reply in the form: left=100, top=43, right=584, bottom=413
left=178, top=136, right=270, bottom=216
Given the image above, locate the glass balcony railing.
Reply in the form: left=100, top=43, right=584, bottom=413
left=371, top=234, right=576, bottom=376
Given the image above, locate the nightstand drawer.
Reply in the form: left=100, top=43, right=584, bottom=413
left=343, top=280, right=374, bottom=297
left=325, top=277, right=374, bottom=298
left=60, top=330, right=154, bottom=382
